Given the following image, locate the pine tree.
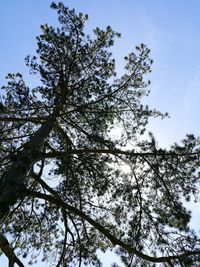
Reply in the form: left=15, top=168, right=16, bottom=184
left=0, top=3, right=200, bottom=266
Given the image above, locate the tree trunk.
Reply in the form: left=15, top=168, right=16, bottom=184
left=0, top=112, right=57, bottom=223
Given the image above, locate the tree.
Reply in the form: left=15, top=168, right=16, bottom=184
left=0, top=2, right=200, bottom=266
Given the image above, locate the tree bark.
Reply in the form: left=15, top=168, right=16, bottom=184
left=0, top=234, right=24, bottom=267
left=0, top=111, right=58, bottom=223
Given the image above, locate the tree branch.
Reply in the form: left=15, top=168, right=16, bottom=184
left=0, top=116, right=45, bottom=123
left=24, top=190, right=200, bottom=264
left=0, top=234, right=24, bottom=267
left=43, top=148, right=200, bottom=159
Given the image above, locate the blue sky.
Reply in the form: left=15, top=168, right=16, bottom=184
left=1, top=0, right=200, bottom=146
left=1, top=1, right=200, bottom=266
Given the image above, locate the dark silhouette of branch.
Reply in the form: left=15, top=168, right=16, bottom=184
left=24, top=190, right=200, bottom=264
left=0, top=234, right=24, bottom=267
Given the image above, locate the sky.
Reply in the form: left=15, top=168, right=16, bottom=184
left=1, top=0, right=200, bottom=266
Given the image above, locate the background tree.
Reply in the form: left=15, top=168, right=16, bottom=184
left=0, top=2, right=200, bottom=266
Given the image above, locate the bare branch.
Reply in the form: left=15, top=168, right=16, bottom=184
left=0, top=234, right=24, bottom=267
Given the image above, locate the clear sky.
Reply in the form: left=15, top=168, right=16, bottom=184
left=1, top=1, right=200, bottom=266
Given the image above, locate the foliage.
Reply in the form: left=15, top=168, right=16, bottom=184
left=0, top=2, right=200, bottom=266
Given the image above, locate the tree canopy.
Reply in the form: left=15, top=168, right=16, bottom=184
left=0, top=2, right=200, bottom=266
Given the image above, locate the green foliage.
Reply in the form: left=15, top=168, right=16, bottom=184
left=0, top=2, right=200, bottom=267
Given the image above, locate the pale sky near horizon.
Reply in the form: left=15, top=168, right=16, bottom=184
left=1, top=1, right=200, bottom=266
